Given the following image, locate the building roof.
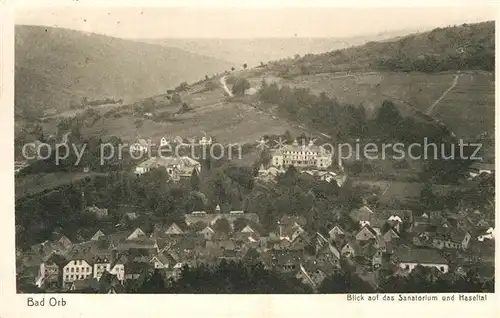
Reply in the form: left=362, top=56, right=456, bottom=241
left=349, top=205, right=374, bottom=222
left=395, top=246, right=448, bottom=265
left=470, top=162, right=495, bottom=171
left=136, top=156, right=201, bottom=170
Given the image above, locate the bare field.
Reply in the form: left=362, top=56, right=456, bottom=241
left=82, top=87, right=297, bottom=145
left=432, top=72, right=495, bottom=139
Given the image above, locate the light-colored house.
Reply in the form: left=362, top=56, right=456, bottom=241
left=109, top=256, right=126, bottom=282
left=271, top=139, right=332, bottom=170
left=199, top=136, right=212, bottom=146
left=328, top=225, right=345, bottom=241
left=302, top=170, right=347, bottom=187
left=256, top=164, right=286, bottom=182
left=469, top=162, right=494, bottom=178
left=199, top=226, right=216, bottom=240
left=90, top=230, right=106, bottom=241
left=478, top=227, right=495, bottom=241
left=86, top=206, right=108, bottom=219
left=130, top=139, right=150, bottom=153
left=160, top=137, right=170, bottom=147
left=150, top=250, right=176, bottom=269
left=93, top=257, right=111, bottom=281
left=127, top=228, right=147, bottom=240
left=15, top=160, right=29, bottom=174
left=241, top=225, right=255, bottom=233
left=36, top=257, right=61, bottom=288
left=165, top=223, right=184, bottom=235
left=184, top=210, right=260, bottom=228
left=62, top=259, right=93, bottom=287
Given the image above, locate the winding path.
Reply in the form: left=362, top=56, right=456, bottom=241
left=426, top=74, right=460, bottom=115
left=220, top=75, right=234, bottom=97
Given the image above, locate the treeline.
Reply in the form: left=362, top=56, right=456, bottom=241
left=136, top=261, right=312, bottom=294
left=133, top=261, right=493, bottom=293
left=269, top=22, right=494, bottom=77
left=258, top=80, right=367, bottom=141
left=376, top=52, right=494, bottom=73
left=15, top=170, right=200, bottom=248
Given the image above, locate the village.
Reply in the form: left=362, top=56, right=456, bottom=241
left=16, top=135, right=495, bottom=293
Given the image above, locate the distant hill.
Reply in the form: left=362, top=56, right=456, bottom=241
left=15, top=25, right=233, bottom=119
left=271, top=21, right=494, bottom=76
left=135, top=29, right=420, bottom=67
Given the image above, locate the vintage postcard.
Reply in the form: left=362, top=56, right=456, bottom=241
left=1, top=1, right=499, bottom=317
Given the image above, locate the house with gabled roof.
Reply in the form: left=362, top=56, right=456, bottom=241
left=62, top=258, right=94, bottom=289
left=198, top=226, right=216, bottom=240
left=241, top=225, right=255, bottom=234
left=341, top=240, right=360, bottom=258
left=355, top=225, right=378, bottom=241
left=93, top=256, right=111, bottom=281
left=150, top=250, right=177, bottom=269
left=392, top=246, right=449, bottom=273
left=328, top=225, right=345, bottom=241
left=127, top=228, right=147, bottom=240
left=316, top=242, right=341, bottom=268
left=165, top=223, right=184, bottom=235
left=382, top=227, right=400, bottom=242
left=36, top=252, right=66, bottom=289
left=91, top=230, right=106, bottom=241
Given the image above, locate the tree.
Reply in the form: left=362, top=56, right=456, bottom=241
left=231, top=78, right=251, bottom=96
left=283, top=130, right=293, bottom=143
left=181, top=103, right=191, bottom=113
left=213, top=218, right=231, bottom=234
left=138, top=269, right=166, bottom=293
left=205, top=75, right=209, bottom=80
left=260, top=61, right=265, bottom=67
left=176, top=82, right=189, bottom=92
left=171, top=93, right=182, bottom=104
left=231, top=67, right=235, bottom=71
left=243, top=63, right=248, bottom=69
left=190, top=169, right=200, bottom=191
left=376, top=100, right=402, bottom=129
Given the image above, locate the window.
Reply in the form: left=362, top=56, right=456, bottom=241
left=440, top=266, right=445, bottom=272
left=70, top=275, right=74, bottom=279
left=405, top=265, right=410, bottom=270
left=87, top=267, right=91, bottom=272
left=76, top=267, right=80, bottom=272
left=65, top=268, right=69, bottom=272
left=71, top=268, right=74, bottom=273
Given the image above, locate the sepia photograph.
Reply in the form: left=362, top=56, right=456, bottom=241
left=12, top=5, right=495, bottom=295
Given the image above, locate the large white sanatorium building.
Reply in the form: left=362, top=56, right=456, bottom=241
left=271, top=140, right=332, bottom=169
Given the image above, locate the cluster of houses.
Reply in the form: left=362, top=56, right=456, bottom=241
left=129, top=135, right=213, bottom=154
left=134, top=156, right=201, bottom=181
left=17, top=199, right=495, bottom=293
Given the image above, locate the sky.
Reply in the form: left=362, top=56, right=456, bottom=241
left=15, top=6, right=496, bottom=39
